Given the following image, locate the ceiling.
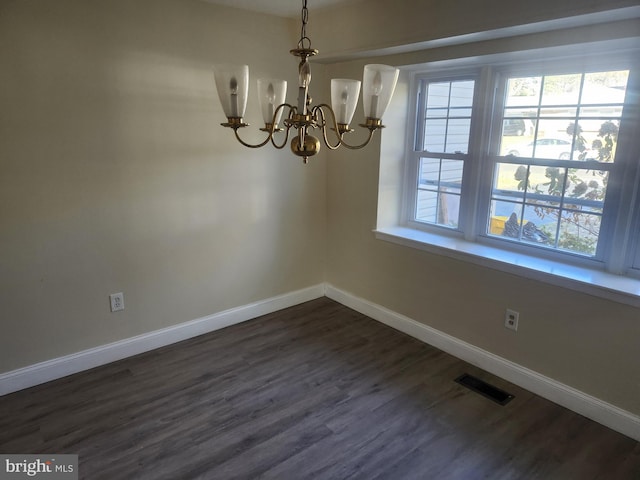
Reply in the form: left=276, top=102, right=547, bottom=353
left=199, top=0, right=363, bottom=18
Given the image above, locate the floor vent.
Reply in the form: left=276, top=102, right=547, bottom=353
left=455, top=373, right=514, bottom=406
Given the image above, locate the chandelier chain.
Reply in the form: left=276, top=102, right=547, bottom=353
left=298, top=0, right=311, bottom=50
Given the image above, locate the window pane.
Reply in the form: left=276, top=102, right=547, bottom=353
left=564, top=169, right=608, bottom=212
left=446, top=118, right=472, bottom=153
left=416, top=190, right=438, bottom=224
left=437, top=192, right=461, bottom=228
left=581, top=120, right=620, bottom=162
left=489, top=200, right=521, bottom=235
left=450, top=80, right=475, bottom=107
left=539, top=107, right=577, bottom=117
left=421, top=79, right=475, bottom=153
left=494, top=163, right=526, bottom=199
left=541, top=74, right=582, bottom=105
left=426, top=82, right=451, bottom=108
left=501, top=117, right=536, bottom=138
left=505, top=107, right=538, bottom=118
left=424, top=119, right=446, bottom=151
left=500, top=70, right=629, bottom=164
left=522, top=204, right=556, bottom=246
left=417, top=158, right=463, bottom=228
left=440, top=159, right=463, bottom=194
left=579, top=106, right=624, bottom=118
left=526, top=165, right=564, bottom=208
left=419, top=157, right=440, bottom=184
left=505, top=76, right=541, bottom=107
left=417, top=189, right=461, bottom=227
left=581, top=71, right=629, bottom=105
left=425, top=108, right=449, bottom=118
left=557, top=210, right=601, bottom=256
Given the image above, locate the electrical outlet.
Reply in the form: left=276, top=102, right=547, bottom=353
left=505, top=309, right=519, bottom=331
left=110, top=292, right=124, bottom=312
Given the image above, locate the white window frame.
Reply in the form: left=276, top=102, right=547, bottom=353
left=381, top=41, right=640, bottom=305
left=480, top=59, right=635, bottom=268
left=406, top=72, right=479, bottom=230
left=405, top=68, right=492, bottom=241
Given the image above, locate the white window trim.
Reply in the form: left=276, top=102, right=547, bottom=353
left=377, top=39, right=640, bottom=307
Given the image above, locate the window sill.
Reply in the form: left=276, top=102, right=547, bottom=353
left=374, top=226, right=640, bottom=308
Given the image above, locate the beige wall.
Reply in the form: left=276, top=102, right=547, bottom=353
left=312, top=0, right=640, bottom=59
left=322, top=2, right=640, bottom=416
left=0, top=0, right=326, bottom=371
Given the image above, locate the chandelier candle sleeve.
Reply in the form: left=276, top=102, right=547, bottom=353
left=363, top=64, right=399, bottom=120
left=214, top=64, right=249, bottom=119
left=258, top=79, right=287, bottom=127
left=331, top=79, right=361, bottom=126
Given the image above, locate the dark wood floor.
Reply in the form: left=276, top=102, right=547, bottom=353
left=1, top=297, right=638, bottom=479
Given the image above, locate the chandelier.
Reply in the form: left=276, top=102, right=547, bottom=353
left=213, top=0, right=399, bottom=163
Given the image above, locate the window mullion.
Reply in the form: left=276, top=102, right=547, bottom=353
left=602, top=63, right=640, bottom=273
left=460, top=66, right=494, bottom=241
left=474, top=69, right=504, bottom=242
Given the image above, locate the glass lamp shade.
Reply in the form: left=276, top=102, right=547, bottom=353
left=213, top=64, right=249, bottom=119
left=257, top=79, right=287, bottom=126
left=362, top=64, right=399, bottom=120
left=331, top=79, right=361, bottom=125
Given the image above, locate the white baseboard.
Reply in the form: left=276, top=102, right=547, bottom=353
left=3, top=282, right=638, bottom=442
left=325, top=284, right=640, bottom=442
left=0, top=284, right=325, bottom=397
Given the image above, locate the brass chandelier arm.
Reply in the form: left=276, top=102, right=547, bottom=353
left=269, top=104, right=297, bottom=149
left=229, top=104, right=298, bottom=149
left=313, top=105, right=342, bottom=150
left=269, top=129, right=290, bottom=149
left=313, top=104, right=378, bottom=151
left=336, top=128, right=376, bottom=150
left=232, top=128, right=273, bottom=149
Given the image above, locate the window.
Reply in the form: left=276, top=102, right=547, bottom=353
left=490, top=70, right=628, bottom=257
left=415, top=79, right=475, bottom=227
left=405, top=49, right=640, bottom=276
